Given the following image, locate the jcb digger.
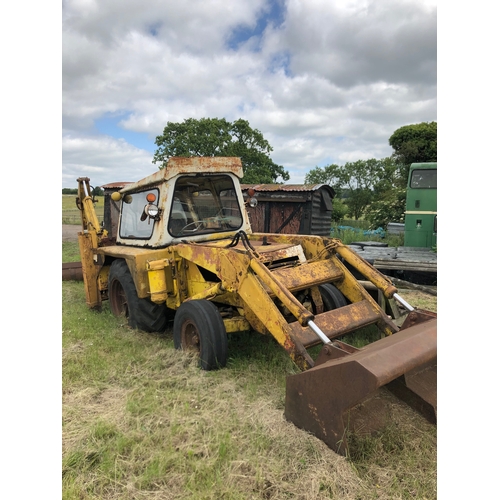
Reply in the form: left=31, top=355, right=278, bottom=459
left=75, top=157, right=437, bottom=455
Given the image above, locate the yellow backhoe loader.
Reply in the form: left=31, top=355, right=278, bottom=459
left=74, top=157, right=436, bottom=455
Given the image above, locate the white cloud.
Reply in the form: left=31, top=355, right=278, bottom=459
left=62, top=135, right=155, bottom=187
left=62, top=0, right=437, bottom=188
left=279, top=0, right=437, bottom=87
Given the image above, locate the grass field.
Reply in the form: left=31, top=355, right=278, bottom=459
left=62, top=239, right=437, bottom=500
left=63, top=194, right=104, bottom=224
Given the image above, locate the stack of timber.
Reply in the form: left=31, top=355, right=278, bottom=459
left=348, top=242, right=437, bottom=274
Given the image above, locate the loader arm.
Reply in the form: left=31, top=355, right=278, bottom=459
left=172, top=240, right=315, bottom=369
left=76, top=177, right=107, bottom=241
left=174, top=232, right=402, bottom=371
left=76, top=177, right=108, bottom=309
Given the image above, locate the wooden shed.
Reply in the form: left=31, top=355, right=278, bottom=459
left=241, top=184, right=335, bottom=236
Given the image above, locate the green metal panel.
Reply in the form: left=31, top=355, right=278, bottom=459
left=404, top=163, right=437, bottom=248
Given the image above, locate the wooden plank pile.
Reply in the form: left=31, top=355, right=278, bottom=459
left=348, top=243, right=437, bottom=273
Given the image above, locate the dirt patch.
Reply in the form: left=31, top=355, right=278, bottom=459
left=62, top=225, right=80, bottom=242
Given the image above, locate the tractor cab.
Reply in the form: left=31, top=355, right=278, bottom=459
left=111, top=157, right=252, bottom=247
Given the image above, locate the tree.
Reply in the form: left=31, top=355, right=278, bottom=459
left=389, top=121, right=437, bottom=179
left=153, top=118, right=289, bottom=184
left=304, top=164, right=344, bottom=193
left=305, top=159, right=389, bottom=220
left=364, top=157, right=407, bottom=228
left=331, top=198, right=348, bottom=223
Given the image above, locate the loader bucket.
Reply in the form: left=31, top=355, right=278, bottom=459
left=284, top=313, right=437, bottom=455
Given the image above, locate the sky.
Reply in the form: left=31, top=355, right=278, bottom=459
left=61, top=0, right=437, bottom=188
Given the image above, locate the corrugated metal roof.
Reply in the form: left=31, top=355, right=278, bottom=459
left=101, top=182, right=133, bottom=189
left=240, top=184, right=332, bottom=193
left=102, top=181, right=333, bottom=193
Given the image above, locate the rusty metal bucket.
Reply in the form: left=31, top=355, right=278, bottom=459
left=284, top=311, right=437, bottom=455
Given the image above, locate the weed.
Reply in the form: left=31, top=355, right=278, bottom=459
left=62, top=241, right=80, bottom=263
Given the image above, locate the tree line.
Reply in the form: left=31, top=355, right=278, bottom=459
left=153, top=117, right=436, bottom=228
left=305, top=122, right=436, bottom=227
left=63, top=118, right=436, bottom=229
left=62, top=187, right=103, bottom=196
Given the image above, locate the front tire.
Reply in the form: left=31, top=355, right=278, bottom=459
left=318, top=283, right=348, bottom=310
left=173, top=300, right=228, bottom=371
left=108, top=259, right=168, bottom=333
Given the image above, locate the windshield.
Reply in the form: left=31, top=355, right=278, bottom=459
left=410, top=169, right=437, bottom=189
left=168, top=175, right=243, bottom=237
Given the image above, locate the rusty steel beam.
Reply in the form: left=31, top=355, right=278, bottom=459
left=62, top=262, right=83, bottom=281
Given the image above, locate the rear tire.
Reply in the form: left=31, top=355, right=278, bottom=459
left=108, top=259, right=168, bottom=333
left=173, top=300, right=228, bottom=371
left=318, top=283, right=348, bottom=310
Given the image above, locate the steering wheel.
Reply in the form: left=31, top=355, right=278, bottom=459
left=177, top=220, right=205, bottom=235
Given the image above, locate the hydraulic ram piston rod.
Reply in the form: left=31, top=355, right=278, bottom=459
left=307, top=320, right=332, bottom=345
left=393, top=293, right=415, bottom=312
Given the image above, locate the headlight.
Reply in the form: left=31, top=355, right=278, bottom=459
left=248, top=197, right=258, bottom=208
left=146, top=204, right=159, bottom=217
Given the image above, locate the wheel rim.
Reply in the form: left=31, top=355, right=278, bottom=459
left=109, top=278, right=129, bottom=317
left=180, top=320, right=201, bottom=353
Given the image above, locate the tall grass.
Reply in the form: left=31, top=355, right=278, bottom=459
left=332, top=228, right=404, bottom=247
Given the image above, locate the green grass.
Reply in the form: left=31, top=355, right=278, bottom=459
left=63, top=241, right=80, bottom=263
left=63, top=195, right=104, bottom=224
left=62, top=195, right=104, bottom=210
left=331, top=218, right=405, bottom=247
left=62, top=245, right=437, bottom=499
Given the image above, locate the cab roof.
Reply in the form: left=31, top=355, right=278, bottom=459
left=120, top=157, right=244, bottom=194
